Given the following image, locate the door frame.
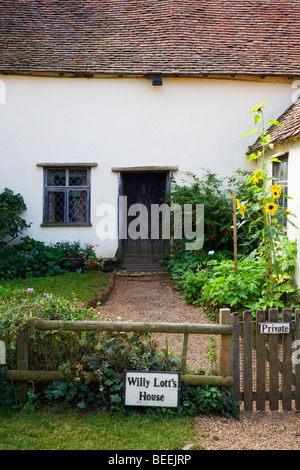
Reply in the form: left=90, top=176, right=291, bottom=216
left=113, top=166, right=178, bottom=266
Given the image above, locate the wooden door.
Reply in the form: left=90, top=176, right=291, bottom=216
left=119, top=172, right=169, bottom=270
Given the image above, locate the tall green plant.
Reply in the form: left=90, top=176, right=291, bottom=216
left=241, top=102, right=297, bottom=302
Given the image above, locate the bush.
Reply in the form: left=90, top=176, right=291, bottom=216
left=0, top=237, right=103, bottom=280
left=0, top=188, right=31, bottom=247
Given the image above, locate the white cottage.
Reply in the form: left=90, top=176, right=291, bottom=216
left=0, top=0, right=299, bottom=271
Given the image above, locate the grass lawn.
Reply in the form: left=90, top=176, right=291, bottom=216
left=0, top=271, right=112, bottom=303
left=0, top=408, right=197, bottom=450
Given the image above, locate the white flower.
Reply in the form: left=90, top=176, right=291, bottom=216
left=208, top=251, right=215, bottom=255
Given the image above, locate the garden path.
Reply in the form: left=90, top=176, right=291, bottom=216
left=98, top=273, right=217, bottom=372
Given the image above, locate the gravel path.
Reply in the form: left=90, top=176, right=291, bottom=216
left=99, top=275, right=217, bottom=372
left=99, top=275, right=300, bottom=451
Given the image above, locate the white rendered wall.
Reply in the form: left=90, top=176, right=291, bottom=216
left=266, top=140, right=300, bottom=287
left=0, top=75, right=295, bottom=258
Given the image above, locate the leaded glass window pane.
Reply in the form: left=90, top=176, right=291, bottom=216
left=47, top=169, right=66, bottom=186
left=48, top=191, right=65, bottom=223
left=69, top=169, right=88, bottom=186
left=272, top=154, right=288, bottom=227
left=68, top=190, right=88, bottom=223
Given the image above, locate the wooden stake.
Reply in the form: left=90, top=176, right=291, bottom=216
left=232, top=191, right=238, bottom=275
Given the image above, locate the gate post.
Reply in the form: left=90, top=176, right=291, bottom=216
left=219, top=308, right=232, bottom=377
left=16, top=330, right=29, bottom=402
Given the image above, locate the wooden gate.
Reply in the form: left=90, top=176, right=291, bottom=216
left=228, top=308, right=300, bottom=411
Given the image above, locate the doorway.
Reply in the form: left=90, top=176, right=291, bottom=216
left=119, top=171, right=170, bottom=271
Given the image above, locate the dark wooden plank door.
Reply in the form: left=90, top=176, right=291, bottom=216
left=120, top=172, right=169, bottom=269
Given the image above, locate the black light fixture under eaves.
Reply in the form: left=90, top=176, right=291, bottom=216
left=152, top=75, right=163, bottom=86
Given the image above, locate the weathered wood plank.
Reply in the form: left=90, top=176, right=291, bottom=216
left=26, top=319, right=232, bottom=335
left=269, top=308, right=279, bottom=410
left=16, top=331, right=29, bottom=402
left=181, top=333, right=189, bottom=374
left=219, top=308, right=232, bottom=377
left=282, top=308, right=292, bottom=411
left=231, top=312, right=240, bottom=402
left=295, top=309, right=300, bottom=410
left=256, top=309, right=266, bottom=411
left=6, top=370, right=233, bottom=388
left=243, top=311, right=253, bottom=410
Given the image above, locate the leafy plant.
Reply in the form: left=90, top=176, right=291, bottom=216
left=0, top=188, right=31, bottom=247
left=241, top=101, right=297, bottom=303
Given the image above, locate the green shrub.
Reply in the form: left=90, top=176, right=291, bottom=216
left=0, top=237, right=103, bottom=280
left=0, top=188, right=31, bottom=247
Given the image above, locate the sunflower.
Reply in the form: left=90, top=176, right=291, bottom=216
left=251, top=104, right=262, bottom=113
left=265, top=203, right=278, bottom=214
left=271, top=183, right=282, bottom=199
left=252, top=170, right=263, bottom=184
left=236, top=199, right=246, bottom=216
left=285, top=209, right=292, bottom=214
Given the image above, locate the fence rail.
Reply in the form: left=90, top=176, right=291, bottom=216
left=7, top=316, right=234, bottom=400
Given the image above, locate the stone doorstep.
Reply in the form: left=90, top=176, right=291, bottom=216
left=116, top=270, right=168, bottom=281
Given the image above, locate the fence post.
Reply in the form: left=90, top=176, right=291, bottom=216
left=295, top=309, right=300, bottom=411
left=269, top=308, right=279, bottom=410
left=16, top=330, right=29, bottom=402
left=282, top=308, right=292, bottom=411
left=219, top=308, right=232, bottom=377
left=256, top=309, right=266, bottom=411
left=231, top=312, right=240, bottom=402
left=243, top=311, right=253, bottom=411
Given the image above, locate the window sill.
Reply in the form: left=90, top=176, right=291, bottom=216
left=41, top=223, right=92, bottom=227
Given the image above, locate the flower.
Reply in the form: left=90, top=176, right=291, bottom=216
left=90, top=243, right=99, bottom=248
left=26, top=288, right=34, bottom=292
left=252, top=170, right=263, bottom=184
left=271, top=183, right=282, bottom=199
left=265, top=203, right=278, bottom=214
left=237, top=199, right=246, bottom=216
left=208, top=250, right=215, bottom=255
left=251, top=104, right=262, bottom=113
left=44, top=293, right=50, bottom=298
left=286, top=209, right=292, bottom=214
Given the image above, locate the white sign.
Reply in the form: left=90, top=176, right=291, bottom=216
left=123, top=371, right=181, bottom=408
left=0, top=341, right=5, bottom=365
left=258, top=322, right=292, bottom=334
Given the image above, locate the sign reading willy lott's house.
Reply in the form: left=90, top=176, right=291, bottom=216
left=123, top=371, right=181, bottom=408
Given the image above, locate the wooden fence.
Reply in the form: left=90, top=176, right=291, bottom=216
left=5, top=316, right=233, bottom=401
left=2, top=308, right=300, bottom=410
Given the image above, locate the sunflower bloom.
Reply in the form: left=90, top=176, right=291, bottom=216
left=252, top=170, right=263, bottom=184
left=265, top=203, right=278, bottom=214
left=237, top=199, right=246, bottom=215
left=286, top=209, right=292, bottom=214
left=271, top=183, right=282, bottom=199
left=252, top=104, right=262, bottom=113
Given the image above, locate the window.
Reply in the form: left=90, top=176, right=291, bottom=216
left=43, top=167, right=91, bottom=225
left=272, top=154, right=288, bottom=226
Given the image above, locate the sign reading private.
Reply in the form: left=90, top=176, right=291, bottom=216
left=258, top=322, right=292, bottom=334
left=123, top=371, right=181, bottom=408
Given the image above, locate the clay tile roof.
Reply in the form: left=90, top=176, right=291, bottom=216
left=248, top=99, right=300, bottom=153
left=0, top=0, right=300, bottom=77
